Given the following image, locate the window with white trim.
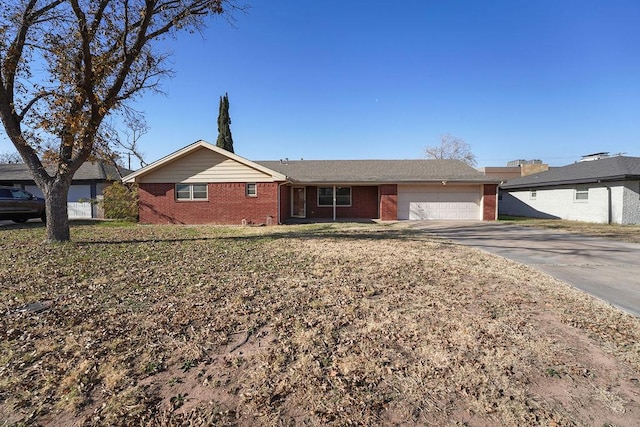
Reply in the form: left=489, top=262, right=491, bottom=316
left=530, top=190, right=537, bottom=200
left=176, top=183, right=207, bottom=201
left=575, top=186, right=588, bottom=201
left=318, top=187, right=351, bottom=206
left=246, top=183, right=257, bottom=197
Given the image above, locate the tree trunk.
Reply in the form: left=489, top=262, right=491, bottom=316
left=42, top=179, right=72, bottom=243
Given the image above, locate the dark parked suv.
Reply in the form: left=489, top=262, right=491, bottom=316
left=0, top=186, right=46, bottom=223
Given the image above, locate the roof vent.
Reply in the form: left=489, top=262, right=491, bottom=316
left=580, top=152, right=609, bottom=162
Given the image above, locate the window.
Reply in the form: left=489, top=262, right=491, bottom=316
left=246, top=183, right=257, bottom=197
left=530, top=190, right=537, bottom=200
left=575, top=186, right=588, bottom=201
left=318, top=187, right=351, bottom=206
left=10, top=189, right=32, bottom=199
left=176, top=183, right=207, bottom=201
left=0, top=188, right=31, bottom=199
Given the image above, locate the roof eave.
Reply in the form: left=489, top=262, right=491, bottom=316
left=501, top=174, right=640, bottom=190
left=284, top=179, right=500, bottom=185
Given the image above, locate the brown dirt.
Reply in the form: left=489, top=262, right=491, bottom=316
left=1, top=222, right=639, bottom=426
left=500, top=217, right=640, bottom=243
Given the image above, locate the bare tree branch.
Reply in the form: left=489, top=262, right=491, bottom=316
left=0, top=150, right=23, bottom=163
left=425, top=134, right=478, bottom=167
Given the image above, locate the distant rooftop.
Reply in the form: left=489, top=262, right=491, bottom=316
left=506, top=159, right=544, bottom=167
left=0, top=162, right=132, bottom=182
left=501, top=156, right=640, bottom=189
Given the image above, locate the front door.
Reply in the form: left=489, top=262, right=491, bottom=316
left=292, top=187, right=306, bottom=218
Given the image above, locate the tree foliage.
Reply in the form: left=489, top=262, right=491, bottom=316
left=425, top=134, right=477, bottom=167
left=0, top=0, right=239, bottom=242
left=216, top=92, right=234, bottom=152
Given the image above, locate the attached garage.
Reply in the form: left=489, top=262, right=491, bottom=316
left=67, top=185, right=93, bottom=218
left=26, top=184, right=93, bottom=219
left=397, top=185, right=481, bottom=220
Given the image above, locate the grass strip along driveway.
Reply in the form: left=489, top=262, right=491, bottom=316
left=1, top=222, right=640, bottom=426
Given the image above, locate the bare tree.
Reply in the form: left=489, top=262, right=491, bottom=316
left=0, top=0, right=241, bottom=242
left=0, top=151, right=23, bottom=163
left=97, top=108, right=149, bottom=176
left=117, top=109, right=149, bottom=170
left=425, top=134, right=477, bottom=167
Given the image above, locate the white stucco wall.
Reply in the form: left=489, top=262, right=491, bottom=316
left=500, top=182, right=633, bottom=224
left=622, top=181, right=640, bottom=224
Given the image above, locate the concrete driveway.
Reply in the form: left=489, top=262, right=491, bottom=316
left=410, top=221, right=640, bottom=317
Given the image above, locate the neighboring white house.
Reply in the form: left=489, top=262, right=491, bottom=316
left=499, top=155, right=640, bottom=225
left=0, top=162, right=131, bottom=219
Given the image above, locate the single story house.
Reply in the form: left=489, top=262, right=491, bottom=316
left=499, top=155, right=640, bottom=224
left=0, top=161, right=130, bottom=219
left=122, top=140, right=500, bottom=225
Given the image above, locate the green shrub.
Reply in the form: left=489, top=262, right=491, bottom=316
left=102, top=181, right=139, bottom=221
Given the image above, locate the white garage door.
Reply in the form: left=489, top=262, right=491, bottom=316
left=25, top=184, right=93, bottom=219
left=398, top=185, right=480, bottom=220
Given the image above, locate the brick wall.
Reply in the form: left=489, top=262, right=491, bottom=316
left=521, top=163, right=549, bottom=176
left=279, top=184, right=290, bottom=223
left=379, top=184, right=398, bottom=220
left=139, top=182, right=280, bottom=225
left=304, top=186, right=379, bottom=219
left=483, top=184, right=497, bottom=220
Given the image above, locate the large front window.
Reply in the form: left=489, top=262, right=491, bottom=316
left=318, top=187, right=351, bottom=207
left=176, top=183, right=207, bottom=201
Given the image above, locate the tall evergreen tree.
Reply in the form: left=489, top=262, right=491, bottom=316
left=216, top=93, right=234, bottom=153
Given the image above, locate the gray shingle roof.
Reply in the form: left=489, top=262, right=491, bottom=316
left=256, top=159, right=496, bottom=183
left=0, top=162, right=131, bottom=182
left=501, top=156, right=640, bottom=189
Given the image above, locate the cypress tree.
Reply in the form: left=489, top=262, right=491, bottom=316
left=216, top=93, right=234, bottom=153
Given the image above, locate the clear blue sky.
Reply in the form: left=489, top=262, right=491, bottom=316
left=2, top=0, right=639, bottom=169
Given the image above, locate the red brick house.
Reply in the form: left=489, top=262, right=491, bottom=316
left=122, top=140, right=500, bottom=224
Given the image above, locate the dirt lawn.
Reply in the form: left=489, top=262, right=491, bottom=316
left=498, top=217, right=640, bottom=244
left=1, top=222, right=640, bottom=426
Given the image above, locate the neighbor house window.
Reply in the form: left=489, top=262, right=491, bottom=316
left=530, top=190, right=537, bottom=200
left=246, top=183, right=257, bottom=197
left=575, top=186, right=589, bottom=201
left=176, top=183, right=207, bottom=201
left=318, top=187, right=351, bottom=206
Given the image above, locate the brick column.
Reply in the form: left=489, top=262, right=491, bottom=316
left=483, top=184, right=498, bottom=220
left=379, top=184, right=398, bottom=220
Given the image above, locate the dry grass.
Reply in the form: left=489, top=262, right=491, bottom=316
left=1, top=221, right=640, bottom=426
left=499, top=217, right=640, bottom=243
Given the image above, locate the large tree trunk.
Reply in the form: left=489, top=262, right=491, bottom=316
left=42, top=179, right=72, bottom=243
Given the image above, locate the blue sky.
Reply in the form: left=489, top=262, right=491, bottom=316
left=2, top=0, right=640, bottom=168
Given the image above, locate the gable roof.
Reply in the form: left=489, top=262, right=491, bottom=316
left=257, top=159, right=495, bottom=184
left=0, top=162, right=131, bottom=182
left=122, top=140, right=287, bottom=183
left=501, top=156, right=640, bottom=189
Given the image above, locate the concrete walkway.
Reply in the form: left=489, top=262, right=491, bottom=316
left=411, top=221, right=640, bottom=317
